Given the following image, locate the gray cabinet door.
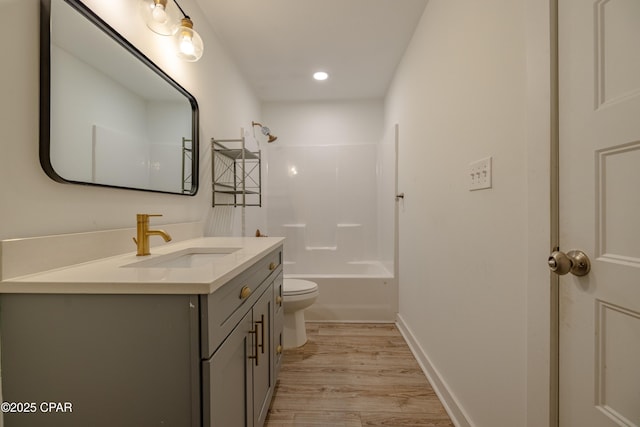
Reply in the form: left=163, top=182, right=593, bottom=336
left=252, top=287, right=273, bottom=427
left=203, top=310, right=254, bottom=427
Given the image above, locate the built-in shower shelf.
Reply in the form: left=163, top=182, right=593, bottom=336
left=212, top=137, right=261, bottom=207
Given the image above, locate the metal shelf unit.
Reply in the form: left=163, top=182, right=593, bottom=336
left=212, top=137, right=262, bottom=207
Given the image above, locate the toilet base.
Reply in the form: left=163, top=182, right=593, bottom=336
left=283, top=309, right=308, bottom=348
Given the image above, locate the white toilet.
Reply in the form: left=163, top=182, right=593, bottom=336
left=282, top=279, right=319, bottom=348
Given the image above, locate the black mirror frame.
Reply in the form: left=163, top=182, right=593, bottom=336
left=39, top=0, right=199, bottom=196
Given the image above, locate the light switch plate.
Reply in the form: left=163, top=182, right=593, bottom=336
left=469, top=156, right=492, bottom=191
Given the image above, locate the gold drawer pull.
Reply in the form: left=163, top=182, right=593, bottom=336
left=276, top=296, right=282, bottom=305
left=256, top=314, right=265, bottom=354
left=269, top=262, right=277, bottom=271
left=248, top=324, right=259, bottom=366
left=239, top=286, right=252, bottom=300
left=276, top=345, right=283, bottom=355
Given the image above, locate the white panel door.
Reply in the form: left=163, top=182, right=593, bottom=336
left=558, top=0, right=640, bottom=426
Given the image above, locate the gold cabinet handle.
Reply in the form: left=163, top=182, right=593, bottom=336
left=276, top=296, right=282, bottom=305
left=239, top=286, right=252, bottom=300
left=248, top=324, right=259, bottom=366
left=255, top=314, right=265, bottom=354
left=276, top=345, right=283, bottom=355
left=269, top=262, right=277, bottom=271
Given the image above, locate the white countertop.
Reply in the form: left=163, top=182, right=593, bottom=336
left=0, top=237, right=284, bottom=295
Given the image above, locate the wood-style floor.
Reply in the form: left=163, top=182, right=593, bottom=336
left=265, top=323, right=454, bottom=426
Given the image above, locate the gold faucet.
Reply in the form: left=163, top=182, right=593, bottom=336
left=133, top=214, right=172, bottom=256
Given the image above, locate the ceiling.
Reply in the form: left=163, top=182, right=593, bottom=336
left=194, top=0, right=428, bottom=102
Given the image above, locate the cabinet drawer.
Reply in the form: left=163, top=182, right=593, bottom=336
left=201, top=247, right=282, bottom=358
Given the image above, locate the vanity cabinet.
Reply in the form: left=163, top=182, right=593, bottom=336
left=0, top=245, right=283, bottom=427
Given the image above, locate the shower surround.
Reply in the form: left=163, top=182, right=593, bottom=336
left=266, top=142, right=397, bottom=322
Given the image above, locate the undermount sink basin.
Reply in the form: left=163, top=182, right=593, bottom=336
left=123, top=247, right=240, bottom=269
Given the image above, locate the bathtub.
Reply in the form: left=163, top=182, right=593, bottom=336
left=284, top=260, right=397, bottom=322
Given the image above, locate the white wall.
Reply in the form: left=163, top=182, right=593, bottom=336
left=385, top=0, right=549, bottom=425
left=263, top=100, right=384, bottom=147
left=0, top=0, right=264, bottom=242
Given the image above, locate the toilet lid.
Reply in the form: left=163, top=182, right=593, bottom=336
left=283, top=279, right=318, bottom=296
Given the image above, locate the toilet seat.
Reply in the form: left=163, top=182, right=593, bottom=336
left=283, top=279, right=318, bottom=296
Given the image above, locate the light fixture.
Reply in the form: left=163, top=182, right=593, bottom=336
left=313, top=71, right=329, bottom=81
left=174, top=17, right=204, bottom=62
left=141, top=0, right=204, bottom=62
left=252, top=121, right=278, bottom=143
left=140, top=0, right=179, bottom=36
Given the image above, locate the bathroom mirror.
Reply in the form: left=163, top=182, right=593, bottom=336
left=40, top=0, right=199, bottom=195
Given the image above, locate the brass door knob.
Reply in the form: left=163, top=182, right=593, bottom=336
left=269, top=262, right=277, bottom=271
left=276, top=296, right=282, bottom=305
left=276, top=345, right=283, bottom=354
left=548, top=250, right=591, bottom=276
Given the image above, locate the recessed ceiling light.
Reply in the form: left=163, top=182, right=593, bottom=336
left=313, top=71, right=329, bottom=81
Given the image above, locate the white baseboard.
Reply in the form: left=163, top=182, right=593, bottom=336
left=396, top=314, right=473, bottom=427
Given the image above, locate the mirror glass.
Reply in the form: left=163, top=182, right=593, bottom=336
left=41, top=0, right=199, bottom=195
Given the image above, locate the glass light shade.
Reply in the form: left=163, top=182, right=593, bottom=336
left=140, top=0, right=180, bottom=35
left=151, top=5, right=167, bottom=23
left=174, top=18, right=204, bottom=62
